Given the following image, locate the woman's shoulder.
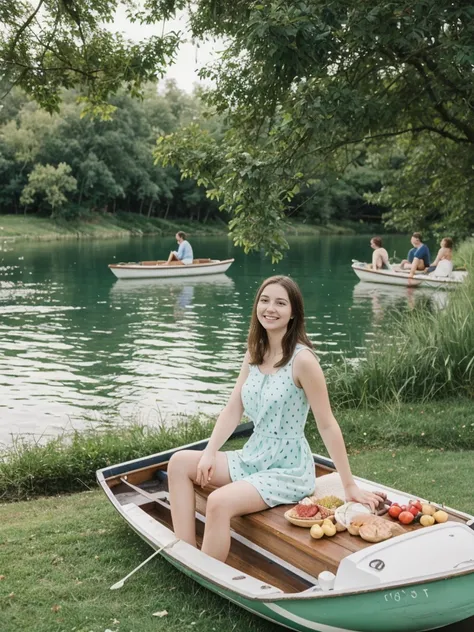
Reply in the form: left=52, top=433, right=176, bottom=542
left=293, top=344, right=319, bottom=364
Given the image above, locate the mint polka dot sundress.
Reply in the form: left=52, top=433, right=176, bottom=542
left=226, top=344, right=317, bottom=507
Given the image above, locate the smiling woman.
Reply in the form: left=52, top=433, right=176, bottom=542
left=167, top=275, right=385, bottom=562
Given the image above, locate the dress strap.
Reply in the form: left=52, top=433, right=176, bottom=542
left=291, top=344, right=319, bottom=363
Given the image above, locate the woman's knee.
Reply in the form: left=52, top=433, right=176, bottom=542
left=206, top=488, right=231, bottom=519
left=168, top=450, right=199, bottom=481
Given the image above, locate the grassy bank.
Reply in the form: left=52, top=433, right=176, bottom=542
left=1, top=446, right=472, bottom=632
left=0, top=213, right=229, bottom=242
left=327, top=240, right=474, bottom=407
left=1, top=399, right=473, bottom=503
left=0, top=213, right=362, bottom=243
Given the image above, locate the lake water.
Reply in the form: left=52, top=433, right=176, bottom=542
left=0, top=233, right=446, bottom=445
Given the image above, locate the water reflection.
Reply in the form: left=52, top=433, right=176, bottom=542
left=110, top=274, right=235, bottom=320
left=352, top=282, right=449, bottom=320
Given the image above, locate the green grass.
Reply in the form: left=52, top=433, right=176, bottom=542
left=0, top=213, right=228, bottom=242
left=0, top=416, right=215, bottom=502
left=0, top=447, right=472, bottom=632
left=1, top=399, right=472, bottom=503
left=0, top=213, right=362, bottom=243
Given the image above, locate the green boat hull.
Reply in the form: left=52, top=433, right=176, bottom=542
left=164, top=553, right=474, bottom=632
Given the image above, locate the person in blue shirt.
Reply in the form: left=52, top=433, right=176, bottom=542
left=399, top=232, right=431, bottom=277
left=166, top=231, right=194, bottom=265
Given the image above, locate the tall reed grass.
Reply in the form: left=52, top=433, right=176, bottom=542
left=327, top=241, right=474, bottom=407
left=0, top=416, right=214, bottom=502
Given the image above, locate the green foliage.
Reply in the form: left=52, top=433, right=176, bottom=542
left=0, top=1, right=184, bottom=113
left=0, top=82, right=223, bottom=221
left=20, top=162, right=77, bottom=216
left=0, top=415, right=215, bottom=502
left=156, top=1, right=474, bottom=258
left=366, top=135, right=474, bottom=238
left=3, top=2, right=474, bottom=254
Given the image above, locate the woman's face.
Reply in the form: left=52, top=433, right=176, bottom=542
left=256, top=283, right=293, bottom=333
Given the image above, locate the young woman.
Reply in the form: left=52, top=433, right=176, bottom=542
left=168, top=276, right=384, bottom=562
left=369, top=236, right=390, bottom=270
left=428, top=237, right=453, bottom=275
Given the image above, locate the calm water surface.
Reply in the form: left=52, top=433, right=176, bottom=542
left=0, top=234, right=446, bottom=444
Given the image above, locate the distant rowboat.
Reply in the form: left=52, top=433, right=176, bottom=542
left=108, top=258, right=234, bottom=279
left=352, top=262, right=467, bottom=288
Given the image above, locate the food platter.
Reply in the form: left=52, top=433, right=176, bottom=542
left=283, top=495, right=342, bottom=527
left=283, top=510, right=328, bottom=528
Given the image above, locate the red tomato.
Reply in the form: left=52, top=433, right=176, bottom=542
left=409, top=499, right=423, bottom=512
left=391, top=502, right=400, bottom=508
left=399, top=511, right=415, bottom=525
left=409, top=505, right=420, bottom=516
left=399, top=505, right=407, bottom=512
left=388, top=505, right=402, bottom=519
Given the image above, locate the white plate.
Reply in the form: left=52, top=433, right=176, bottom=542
left=334, top=502, right=371, bottom=528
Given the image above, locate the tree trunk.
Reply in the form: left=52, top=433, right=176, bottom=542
left=139, top=199, right=144, bottom=215
left=147, top=200, right=154, bottom=218
left=164, top=202, right=170, bottom=220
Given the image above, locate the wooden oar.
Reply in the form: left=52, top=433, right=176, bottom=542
left=110, top=538, right=179, bottom=590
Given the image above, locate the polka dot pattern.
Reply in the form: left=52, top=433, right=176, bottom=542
left=226, top=345, right=317, bottom=507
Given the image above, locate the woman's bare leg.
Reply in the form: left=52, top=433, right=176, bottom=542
left=201, top=481, right=268, bottom=562
left=167, top=450, right=232, bottom=546
left=166, top=252, right=184, bottom=264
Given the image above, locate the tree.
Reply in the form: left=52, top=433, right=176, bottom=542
left=4, top=2, right=474, bottom=256
left=0, top=1, right=184, bottom=114
left=20, top=162, right=77, bottom=215
left=154, top=1, right=474, bottom=258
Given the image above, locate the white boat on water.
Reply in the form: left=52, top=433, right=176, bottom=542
left=351, top=262, right=467, bottom=288
left=109, top=258, right=234, bottom=279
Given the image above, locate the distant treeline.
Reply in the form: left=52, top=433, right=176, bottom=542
left=0, top=81, right=387, bottom=225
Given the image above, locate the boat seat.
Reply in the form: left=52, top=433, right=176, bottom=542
left=193, top=258, right=212, bottom=264
left=194, top=485, right=375, bottom=577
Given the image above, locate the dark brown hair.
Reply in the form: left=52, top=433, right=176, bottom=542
left=177, top=231, right=186, bottom=239
left=412, top=232, right=423, bottom=241
left=442, top=237, right=453, bottom=249
left=371, top=236, right=383, bottom=248
left=247, top=276, right=313, bottom=368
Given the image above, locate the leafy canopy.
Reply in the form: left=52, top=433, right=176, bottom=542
left=3, top=2, right=474, bottom=257
left=0, top=1, right=186, bottom=115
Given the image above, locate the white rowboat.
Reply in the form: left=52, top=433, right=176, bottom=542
left=352, top=262, right=467, bottom=288
left=109, top=258, right=234, bottom=279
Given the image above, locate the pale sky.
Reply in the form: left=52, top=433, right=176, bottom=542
left=112, top=7, right=220, bottom=91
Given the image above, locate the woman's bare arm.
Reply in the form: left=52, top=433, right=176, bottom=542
left=205, top=352, right=250, bottom=454
left=294, top=350, right=384, bottom=510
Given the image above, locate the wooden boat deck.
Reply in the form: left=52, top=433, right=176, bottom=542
left=107, top=460, right=468, bottom=583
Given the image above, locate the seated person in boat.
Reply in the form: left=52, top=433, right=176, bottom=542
left=168, top=275, right=385, bottom=562
left=399, top=233, right=431, bottom=277
left=368, top=236, right=390, bottom=270
left=166, top=231, right=194, bottom=265
left=427, top=237, right=453, bottom=276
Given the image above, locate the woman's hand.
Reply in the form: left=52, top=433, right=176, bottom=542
left=195, top=450, right=216, bottom=488
left=344, top=483, right=386, bottom=513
